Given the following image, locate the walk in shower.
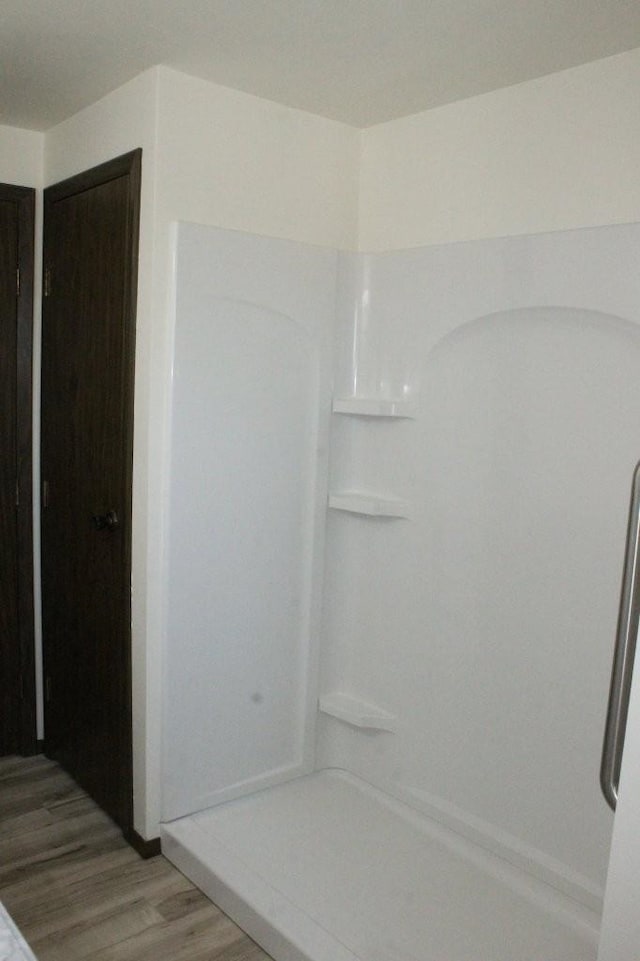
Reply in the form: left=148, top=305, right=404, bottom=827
left=160, top=221, right=640, bottom=960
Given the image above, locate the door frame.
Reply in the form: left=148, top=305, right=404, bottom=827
left=42, top=150, right=141, bottom=838
left=0, top=182, right=36, bottom=756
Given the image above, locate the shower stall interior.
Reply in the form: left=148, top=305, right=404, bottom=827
left=160, top=221, right=640, bottom=961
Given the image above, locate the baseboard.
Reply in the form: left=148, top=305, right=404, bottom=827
left=126, top=829, right=162, bottom=859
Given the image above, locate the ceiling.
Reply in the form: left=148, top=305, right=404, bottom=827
left=3, top=0, right=640, bottom=131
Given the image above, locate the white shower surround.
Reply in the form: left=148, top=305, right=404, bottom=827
left=321, top=224, right=640, bottom=903
left=162, top=220, right=640, bottom=957
left=163, top=225, right=336, bottom=817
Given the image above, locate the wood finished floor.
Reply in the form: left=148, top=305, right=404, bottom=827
left=0, top=755, right=272, bottom=961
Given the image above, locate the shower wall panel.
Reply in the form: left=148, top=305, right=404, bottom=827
left=163, top=219, right=640, bottom=911
left=319, top=223, right=640, bottom=904
left=163, top=224, right=336, bottom=820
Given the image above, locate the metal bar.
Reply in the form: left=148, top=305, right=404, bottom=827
left=601, top=462, right=640, bottom=810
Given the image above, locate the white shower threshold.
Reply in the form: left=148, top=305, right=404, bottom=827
left=161, top=770, right=600, bottom=961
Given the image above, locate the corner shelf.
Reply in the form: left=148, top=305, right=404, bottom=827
left=332, top=397, right=415, bottom=418
left=328, top=491, right=408, bottom=518
left=319, top=692, right=397, bottom=732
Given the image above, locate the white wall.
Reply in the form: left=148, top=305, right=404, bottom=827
left=156, top=67, right=359, bottom=251
left=359, top=48, right=640, bottom=251
left=0, top=125, right=44, bottom=187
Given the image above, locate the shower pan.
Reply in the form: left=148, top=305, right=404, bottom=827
left=161, top=221, right=640, bottom=960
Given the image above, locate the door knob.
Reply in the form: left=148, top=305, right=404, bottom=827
left=92, top=509, right=119, bottom=531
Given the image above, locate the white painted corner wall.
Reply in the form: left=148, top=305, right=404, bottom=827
left=155, top=67, right=360, bottom=251
left=0, top=126, right=44, bottom=187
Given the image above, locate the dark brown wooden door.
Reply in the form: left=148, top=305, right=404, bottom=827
left=0, top=185, right=35, bottom=757
left=41, top=151, right=140, bottom=834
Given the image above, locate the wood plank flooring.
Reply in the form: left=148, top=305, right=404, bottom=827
left=0, top=755, right=272, bottom=960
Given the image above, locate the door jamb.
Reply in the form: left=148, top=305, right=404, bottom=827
left=0, top=182, right=37, bottom=755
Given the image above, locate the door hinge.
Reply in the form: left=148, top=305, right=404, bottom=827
left=42, top=479, right=50, bottom=508
left=44, top=266, right=52, bottom=298
left=16, top=266, right=20, bottom=297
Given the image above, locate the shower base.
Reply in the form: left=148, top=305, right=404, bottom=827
left=161, top=770, right=599, bottom=961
